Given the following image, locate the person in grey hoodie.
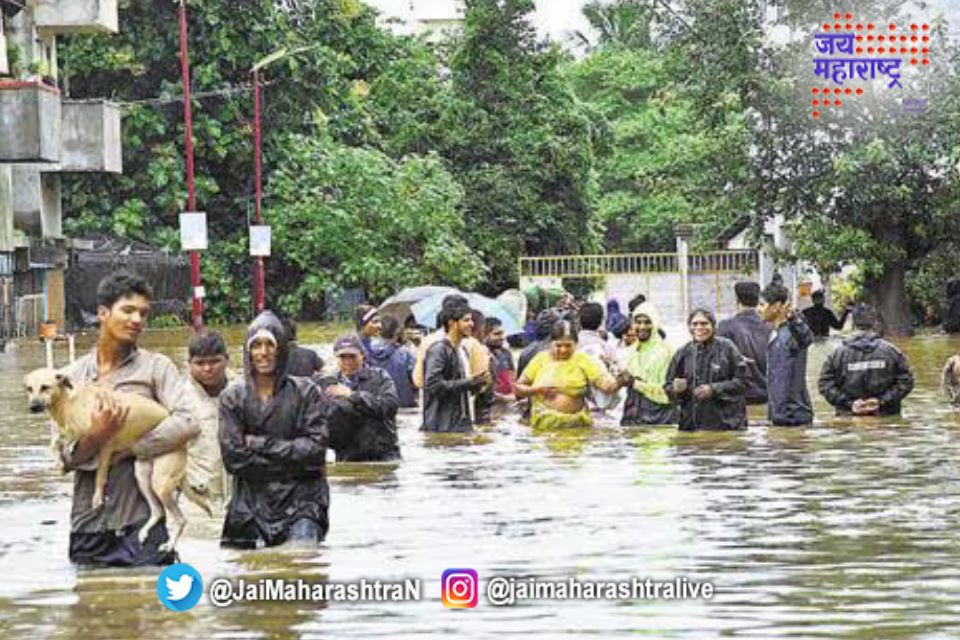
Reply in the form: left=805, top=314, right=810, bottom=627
left=818, top=304, right=914, bottom=416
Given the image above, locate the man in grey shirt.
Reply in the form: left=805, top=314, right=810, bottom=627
left=57, top=272, right=198, bottom=566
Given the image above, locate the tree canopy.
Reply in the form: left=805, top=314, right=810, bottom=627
left=54, top=0, right=960, bottom=331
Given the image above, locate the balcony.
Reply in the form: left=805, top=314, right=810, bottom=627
left=0, top=82, right=61, bottom=163
left=61, top=101, right=122, bottom=173
left=12, top=167, right=61, bottom=239
left=32, top=0, right=119, bottom=35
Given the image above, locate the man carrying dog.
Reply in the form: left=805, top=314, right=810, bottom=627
left=56, top=272, right=198, bottom=566
left=219, top=311, right=330, bottom=548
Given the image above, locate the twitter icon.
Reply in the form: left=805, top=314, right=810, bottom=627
left=157, top=563, right=204, bottom=611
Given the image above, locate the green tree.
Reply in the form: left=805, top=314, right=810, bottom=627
left=58, top=0, right=441, bottom=321
left=437, top=0, right=601, bottom=292
left=750, top=3, right=960, bottom=334
left=266, top=132, right=484, bottom=313
left=570, top=0, right=655, bottom=52
left=566, top=45, right=751, bottom=251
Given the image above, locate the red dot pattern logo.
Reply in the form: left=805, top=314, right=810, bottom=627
left=811, top=16, right=932, bottom=119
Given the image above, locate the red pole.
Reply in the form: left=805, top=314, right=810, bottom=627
left=178, top=1, right=203, bottom=330
left=253, top=70, right=265, bottom=313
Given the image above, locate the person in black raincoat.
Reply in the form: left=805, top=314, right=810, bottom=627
left=421, top=300, right=489, bottom=432
left=818, top=304, right=914, bottom=416
left=315, top=335, right=401, bottom=462
left=219, top=311, right=329, bottom=548
left=760, top=282, right=815, bottom=426
left=665, top=308, right=749, bottom=431
left=717, top=282, right=769, bottom=405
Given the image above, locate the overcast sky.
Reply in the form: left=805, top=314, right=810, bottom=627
left=362, top=0, right=960, bottom=45
left=362, top=0, right=592, bottom=43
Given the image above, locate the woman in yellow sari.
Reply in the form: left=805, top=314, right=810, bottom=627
left=514, top=320, right=627, bottom=428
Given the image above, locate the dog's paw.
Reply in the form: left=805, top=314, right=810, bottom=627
left=158, top=540, right=175, bottom=554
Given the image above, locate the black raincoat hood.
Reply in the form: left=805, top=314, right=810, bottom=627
left=244, top=311, right=291, bottom=386
left=844, top=331, right=882, bottom=353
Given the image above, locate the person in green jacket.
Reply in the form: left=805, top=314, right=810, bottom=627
left=621, top=302, right=677, bottom=426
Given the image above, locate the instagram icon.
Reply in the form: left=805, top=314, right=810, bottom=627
left=441, top=569, right=479, bottom=608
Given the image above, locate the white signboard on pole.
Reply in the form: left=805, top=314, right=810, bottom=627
left=179, top=212, right=208, bottom=251
left=250, top=225, right=271, bottom=257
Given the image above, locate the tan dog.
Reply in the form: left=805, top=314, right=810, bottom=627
left=25, top=367, right=211, bottom=552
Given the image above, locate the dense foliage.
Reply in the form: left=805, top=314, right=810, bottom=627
left=56, top=0, right=960, bottom=330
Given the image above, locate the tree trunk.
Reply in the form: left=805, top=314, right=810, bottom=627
left=863, top=264, right=914, bottom=337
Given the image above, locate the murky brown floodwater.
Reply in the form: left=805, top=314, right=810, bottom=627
left=2, top=326, right=960, bottom=639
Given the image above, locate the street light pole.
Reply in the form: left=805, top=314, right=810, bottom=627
left=178, top=0, right=203, bottom=330
left=249, top=46, right=318, bottom=316
left=252, top=68, right=265, bottom=313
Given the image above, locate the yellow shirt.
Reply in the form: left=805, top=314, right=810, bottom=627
left=522, top=351, right=605, bottom=398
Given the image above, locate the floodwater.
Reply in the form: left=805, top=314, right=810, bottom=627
left=2, top=326, right=960, bottom=639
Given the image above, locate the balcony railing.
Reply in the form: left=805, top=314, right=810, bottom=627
left=519, top=250, right=757, bottom=278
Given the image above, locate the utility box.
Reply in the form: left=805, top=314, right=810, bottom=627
left=0, top=82, right=61, bottom=163
left=12, top=167, right=61, bottom=238
left=32, top=0, right=119, bottom=35
left=61, top=101, right=122, bottom=173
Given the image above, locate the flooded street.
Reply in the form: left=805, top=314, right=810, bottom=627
left=2, top=327, right=960, bottom=638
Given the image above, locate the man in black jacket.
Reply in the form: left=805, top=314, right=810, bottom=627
left=818, top=305, right=914, bottom=416
left=760, top=282, right=815, bottom=426
left=316, top=335, right=401, bottom=462
left=717, top=282, right=770, bottom=405
left=219, top=311, right=329, bottom=548
left=421, top=300, right=489, bottom=432
left=803, top=290, right=852, bottom=338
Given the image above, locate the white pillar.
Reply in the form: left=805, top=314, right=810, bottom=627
left=676, top=232, right=691, bottom=322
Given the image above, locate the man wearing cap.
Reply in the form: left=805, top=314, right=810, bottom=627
left=818, top=304, right=914, bottom=416
left=314, top=335, right=401, bottom=462
left=422, top=300, right=490, bottom=432
left=717, top=282, right=770, bottom=405
left=219, top=311, right=330, bottom=548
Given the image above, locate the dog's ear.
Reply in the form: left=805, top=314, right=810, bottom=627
left=54, top=373, right=73, bottom=390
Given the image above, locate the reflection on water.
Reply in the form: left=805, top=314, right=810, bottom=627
left=1, top=329, right=960, bottom=637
